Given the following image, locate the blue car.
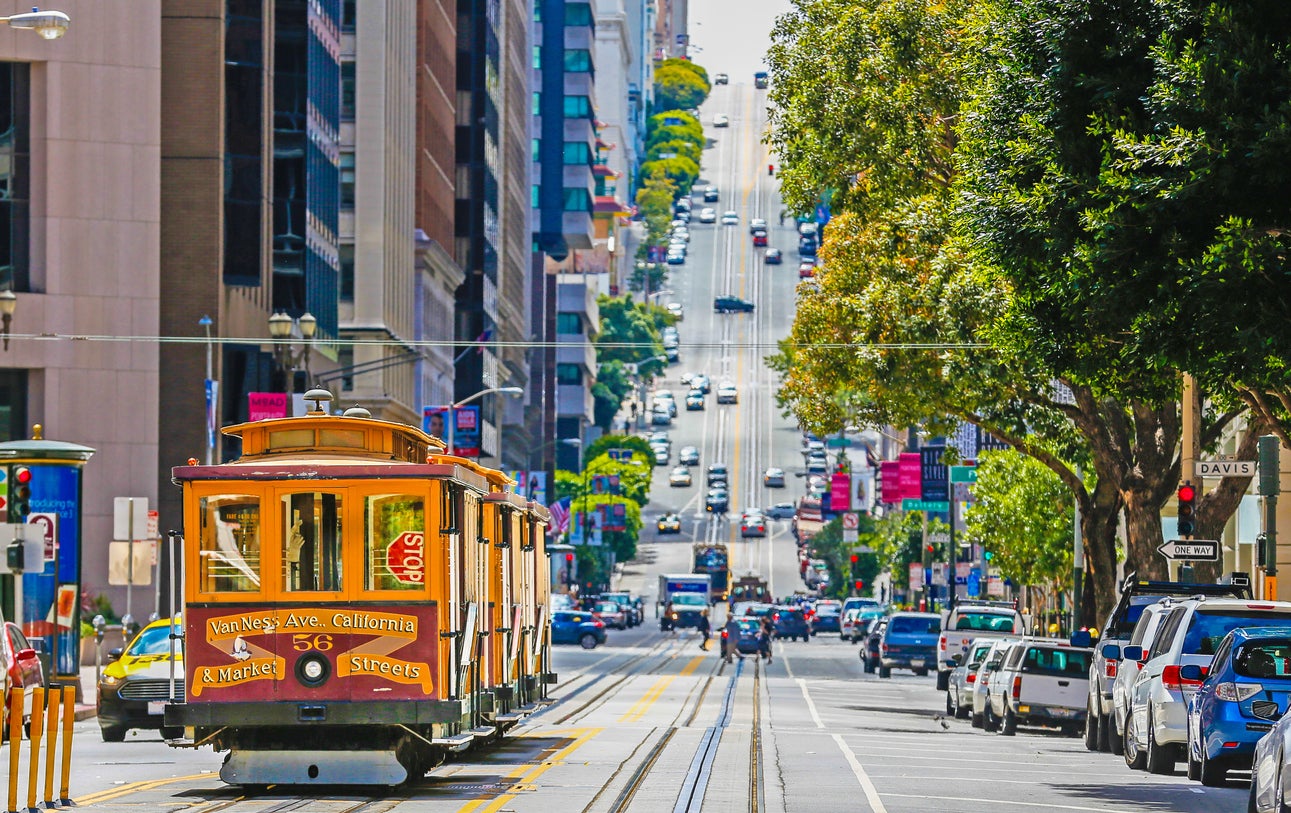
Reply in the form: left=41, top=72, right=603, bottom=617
left=1186, top=626, right=1291, bottom=786
left=878, top=612, right=941, bottom=678
left=551, top=611, right=607, bottom=649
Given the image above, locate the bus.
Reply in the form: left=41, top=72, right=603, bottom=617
left=692, top=543, right=730, bottom=602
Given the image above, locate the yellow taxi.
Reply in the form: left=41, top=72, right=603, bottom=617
left=97, top=616, right=182, bottom=742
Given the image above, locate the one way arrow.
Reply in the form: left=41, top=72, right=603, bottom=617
left=1157, top=538, right=1221, bottom=562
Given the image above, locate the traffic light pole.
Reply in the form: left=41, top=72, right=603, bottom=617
left=1260, top=435, right=1280, bottom=599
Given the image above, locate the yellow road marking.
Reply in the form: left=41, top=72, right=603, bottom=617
left=457, top=727, right=603, bottom=813
left=730, top=83, right=760, bottom=555
left=620, top=676, right=676, bottom=723
left=73, top=772, right=214, bottom=806
left=680, top=654, right=707, bottom=676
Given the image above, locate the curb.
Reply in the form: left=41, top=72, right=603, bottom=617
left=74, top=706, right=96, bottom=722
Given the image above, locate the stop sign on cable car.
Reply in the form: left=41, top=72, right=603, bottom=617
left=385, top=531, right=426, bottom=584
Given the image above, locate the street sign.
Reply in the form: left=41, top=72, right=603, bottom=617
left=1196, top=459, right=1257, bottom=478
left=950, top=465, right=978, bottom=483
left=953, top=482, right=975, bottom=503
left=931, top=562, right=948, bottom=586
left=843, top=528, right=858, bottom=544
left=921, top=445, right=948, bottom=502
left=1157, top=538, right=1220, bottom=562
left=386, top=531, right=427, bottom=583
left=841, top=513, right=859, bottom=531
left=908, top=563, right=924, bottom=586
left=826, top=437, right=853, bottom=448
left=902, top=499, right=949, bottom=512
left=926, top=531, right=950, bottom=544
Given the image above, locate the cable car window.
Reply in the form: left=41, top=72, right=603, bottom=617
left=283, top=492, right=343, bottom=592
left=365, top=494, right=426, bottom=591
left=198, top=495, right=262, bottom=592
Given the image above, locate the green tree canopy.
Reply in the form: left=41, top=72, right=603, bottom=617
left=655, top=61, right=711, bottom=112
left=645, top=138, right=702, bottom=166
left=595, top=295, right=666, bottom=378
left=585, top=434, right=654, bottom=462
left=640, top=155, right=700, bottom=193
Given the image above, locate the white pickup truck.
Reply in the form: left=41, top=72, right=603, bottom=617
left=987, top=639, right=1092, bottom=735
left=936, top=601, right=1026, bottom=691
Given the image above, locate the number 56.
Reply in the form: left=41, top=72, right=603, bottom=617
left=293, top=633, right=334, bottom=651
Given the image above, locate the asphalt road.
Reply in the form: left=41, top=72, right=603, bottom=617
left=28, top=72, right=1249, bottom=813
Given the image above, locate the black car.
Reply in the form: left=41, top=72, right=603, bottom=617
left=813, top=607, right=843, bottom=634
left=705, top=488, right=730, bottom=514
left=706, top=463, right=729, bottom=486
left=772, top=607, right=810, bottom=642
left=714, top=295, right=755, bottom=313
left=765, top=248, right=783, bottom=265
left=724, top=619, right=763, bottom=655
left=799, top=236, right=818, bottom=257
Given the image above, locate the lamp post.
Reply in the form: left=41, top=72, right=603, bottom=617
left=446, top=386, right=523, bottom=457
left=0, top=289, right=15, bottom=351
left=0, top=8, right=70, bottom=39
left=199, top=315, right=215, bottom=464
left=268, top=311, right=317, bottom=398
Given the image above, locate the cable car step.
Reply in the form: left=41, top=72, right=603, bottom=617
left=494, top=713, right=523, bottom=723
left=469, top=726, right=497, bottom=739
left=430, top=732, right=475, bottom=749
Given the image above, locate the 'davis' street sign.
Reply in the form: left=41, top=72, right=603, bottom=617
left=1157, top=538, right=1220, bottom=562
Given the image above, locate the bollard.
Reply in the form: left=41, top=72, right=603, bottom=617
left=7, top=690, right=21, bottom=813
left=25, top=687, right=42, bottom=813
left=59, top=688, right=73, bottom=805
left=41, top=688, right=59, bottom=809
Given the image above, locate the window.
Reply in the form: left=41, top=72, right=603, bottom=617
left=1185, top=610, right=1291, bottom=656
left=564, top=3, right=593, bottom=25
left=531, top=184, right=540, bottom=209
left=224, top=3, right=263, bottom=285
left=561, top=187, right=592, bottom=213
left=365, top=494, right=426, bottom=591
left=283, top=492, right=344, bottom=592
left=0, top=63, right=29, bottom=293
left=532, top=92, right=540, bottom=116
left=563, top=50, right=592, bottom=72
left=555, top=312, right=582, bottom=334
left=562, top=142, right=591, bottom=166
left=532, top=138, right=540, bottom=162
left=341, top=61, right=356, bottom=119
left=532, top=45, right=541, bottom=70
left=340, top=152, right=355, bottom=207
left=563, top=95, right=592, bottom=118
left=342, top=0, right=356, bottom=30
left=339, top=244, right=355, bottom=301
left=556, top=364, right=582, bottom=385
left=198, top=495, right=262, bottom=593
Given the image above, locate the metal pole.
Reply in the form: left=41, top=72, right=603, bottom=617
left=126, top=497, right=134, bottom=630
left=1073, top=489, right=1084, bottom=630
left=1260, top=435, right=1280, bottom=599
left=947, top=494, right=956, bottom=613
left=167, top=530, right=179, bottom=704
left=201, top=315, right=214, bottom=465
left=447, top=404, right=455, bottom=457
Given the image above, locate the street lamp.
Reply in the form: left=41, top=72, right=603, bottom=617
left=268, top=311, right=317, bottom=396
left=0, top=289, right=15, bottom=351
left=445, top=386, right=523, bottom=457
left=0, top=8, right=70, bottom=40
left=199, top=315, right=216, bottom=464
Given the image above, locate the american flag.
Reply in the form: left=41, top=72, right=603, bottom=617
left=547, top=497, right=572, bottom=535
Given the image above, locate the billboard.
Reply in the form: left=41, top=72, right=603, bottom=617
left=898, top=453, right=921, bottom=500
left=421, top=405, right=482, bottom=457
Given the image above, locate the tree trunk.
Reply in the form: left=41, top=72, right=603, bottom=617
left=1123, top=491, right=1168, bottom=581
left=1082, top=477, right=1123, bottom=631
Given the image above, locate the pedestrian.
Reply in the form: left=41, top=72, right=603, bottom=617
left=723, top=616, right=742, bottom=663
left=697, top=611, right=711, bottom=650
left=758, top=623, right=773, bottom=663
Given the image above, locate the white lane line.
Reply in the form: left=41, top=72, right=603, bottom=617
left=796, top=678, right=824, bottom=729
left=883, top=794, right=1137, bottom=812
left=832, top=733, right=888, bottom=813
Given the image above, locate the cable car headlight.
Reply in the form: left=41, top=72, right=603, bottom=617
left=296, top=653, right=330, bottom=687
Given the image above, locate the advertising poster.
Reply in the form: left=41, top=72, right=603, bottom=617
left=525, top=471, right=547, bottom=504
left=248, top=392, right=287, bottom=421
left=830, top=472, right=852, bottom=512
left=898, top=453, right=922, bottom=500
left=452, top=405, right=481, bottom=457
left=880, top=460, right=901, bottom=504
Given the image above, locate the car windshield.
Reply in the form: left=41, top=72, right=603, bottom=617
left=595, top=602, right=619, bottom=613
left=1185, top=610, right=1291, bottom=655
left=1112, top=597, right=1159, bottom=637
left=1021, top=647, right=1091, bottom=677
left=737, top=620, right=761, bottom=633
left=672, top=594, right=707, bottom=608
left=954, top=612, right=1018, bottom=632
left=890, top=616, right=940, bottom=635
left=127, top=623, right=180, bottom=657
left=1234, top=640, right=1291, bottom=679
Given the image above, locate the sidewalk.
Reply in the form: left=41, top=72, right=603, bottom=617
left=73, top=665, right=98, bottom=721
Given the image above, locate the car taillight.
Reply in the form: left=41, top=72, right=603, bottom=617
left=721, top=631, right=729, bottom=639
left=1215, top=682, right=1261, bottom=702
left=773, top=613, right=781, bottom=621
left=966, top=673, right=976, bottom=683
left=880, top=643, right=888, bottom=654
left=593, top=620, right=605, bottom=628
left=1162, top=664, right=1206, bottom=691
left=1105, top=660, right=1118, bottom=679
left=1012, top=675, right=1022, bottom=700
left=939, top=638, right=947, bottom=651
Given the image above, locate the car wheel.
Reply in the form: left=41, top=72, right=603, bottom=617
left=946, top=693, right=955, bottom=717
left=1145, top=708, right=1174, bottom=774
left=100, top=725, right=127, bottom=743
left=1084, top=697, right=1100, bottom=751
left=579, top=633, right=599, bottom=650
left=984, top=705, right=999, bottom=733
left=971, top=712, right=984, bottom=729
left=1109, top=709, right=1125, bottom=756
left=914, top=669, right=929, bottom=677
left=1124, top=711, right=1146, bottom=770
left=935, top=671, right=950, bottom=692
left=1187, top=732, right=1201, bottom=782
left=1098, top=706, right=1114, bottom=752
left=1000, top=705, right=1017, bottom=736
left=878, top=666, right=891, bottom=679
left=1199, top=747, right=1227, bottom=787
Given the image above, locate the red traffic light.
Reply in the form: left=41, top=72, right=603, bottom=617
left=1178, top=483, right=1195, bottom=502
left=13, top=466, right=30, bottom=485
left=850, top=554, right=859, bottom=564
left=926, top=544, right=934, bottom=553
left=854, top=580, right=863, bottom=590
left=565, top=553, right=574, bottom=563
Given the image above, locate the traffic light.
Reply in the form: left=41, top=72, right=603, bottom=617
left=564, top=553, right=574, bottom=588
left=850, top=554, right=859, bottom=566
left=10, top=465, right=31, bottom=521
left=984, top=550, right=994, bottom=561
left=1177, top=481, right=1196, bottom=537
left=854, top=579, right=864, bottom=592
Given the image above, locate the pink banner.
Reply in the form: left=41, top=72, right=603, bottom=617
left=249, top=392, right=288, bottom=422
left=880, top=461, right=901, bottom=504
left=899, top=452, right=922, bottom=500
left=831, top=472, right=852, bottom=512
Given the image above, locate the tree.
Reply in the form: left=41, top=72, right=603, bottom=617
left=594, top=295, right=666, bottom=378
left=658, top=57, right=709, bottom=89
left=655, top=61, right=710, bottom=112
left=646, top=111, right=703, bottom=150
left=639, top=156, right=700, bottom=194
left=585, top=434, right=654, bottom=463
left=645, top=138, right=702, bottom=166
left=635, top=174, right=678, bottom=248
left=962, top=450, right=1075, bottom=608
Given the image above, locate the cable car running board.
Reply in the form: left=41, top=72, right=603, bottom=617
left=221, top=748, right=406, bottom=786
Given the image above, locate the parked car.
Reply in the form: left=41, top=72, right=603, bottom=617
left=1, top=616, right=43, bottom=743
left=763, top=467, right=786, bottom=488
left=1248, top=680, right=1291, bottom=811
left=97, top=616, right=183, bottom=742
left=551, top=611, right=606, bottom=649
left=651, top=404, right=672, bottom=425
left=652, top=445, right=670, bottom=465
left=1124, top=596, right=1291, bottom=774
left=666, top=250, right=686, bottom=265
left=667, top=302, right=684, bottom=320
left=798, top=261, right=816, bottom=279
left=860, top=618, right=888, bottom=673
left=840, top=608, right=867, bottom=643
left=1108, top=599, right=1177, bottom=757
left=972, top=639, right=1018, bottom=729
left=936, top=600, right=1026, bottom=691
left=656, top=512, right=682, bottom=534
left=1086, top=574, right=1251, bottom=754
left=765, top=248, right=783, bottom=265
left=773, top=606, right=811, bottom=642
left=679, top=445, right=700, bottom=466
left=990, top=640, right=1091, bottom=736
left=947, top=639, right=996, bottom=719
left=669, top=466, right=692, bottom=487
left=714, top=295, right=755, bottom=313
left=1187, top=626, right=1291, bottom=786
left=593, top=600, right=628, bottom=630
left=879, top=612, right=941, bottom=678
